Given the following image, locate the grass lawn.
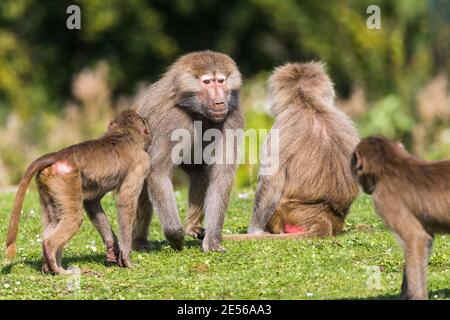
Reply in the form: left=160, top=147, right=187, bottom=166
left=0, top=189, right=448, bottom=300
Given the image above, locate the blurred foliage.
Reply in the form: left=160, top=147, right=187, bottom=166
left=0, top=0, right=450, bottom=186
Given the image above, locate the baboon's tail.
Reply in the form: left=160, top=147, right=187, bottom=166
left=5, top=153, right=59, bottom=261
left=223, top=233, right=308, bottom=241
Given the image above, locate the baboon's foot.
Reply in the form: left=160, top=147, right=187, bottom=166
left=106, top=241, right=120, bottom=264
left=118, top=252, right=133, bottom=268
left=42, top=240, right=60, bottom=274
left=42, top=262, right=51, bottom=274
left=186, top=226, right=205, bottom=240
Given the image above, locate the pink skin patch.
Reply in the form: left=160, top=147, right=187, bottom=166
left=283, top=224, right=307, bottom=234
left=52, top=161, right=73, bottom=174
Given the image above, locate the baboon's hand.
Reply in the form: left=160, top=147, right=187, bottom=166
left=165, top=227, right=185, bottom=250
left=202, top=238, right=227, bottom=253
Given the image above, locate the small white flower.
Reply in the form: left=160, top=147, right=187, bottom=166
left=15, top=281, right=21, bottom=286
left=3, top=283, right=10, bottom=289
left=306, top=292, right=313, bottom=297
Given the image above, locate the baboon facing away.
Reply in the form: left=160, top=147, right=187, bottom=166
left=133, top=51, right=243, bottom=252
left=247, top=62, right=359, bottom=238
left=6, top=110, right=150, bottom=274
left=351, top=136, right=450, bottom=300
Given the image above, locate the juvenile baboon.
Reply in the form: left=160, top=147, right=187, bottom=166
left=246, top=62, right=359, bottom=238
left=5, top=110, right=150, bottom=274
left=351, top=136, right=450, bottom=300
left=133, top=51, right=243, bottom=252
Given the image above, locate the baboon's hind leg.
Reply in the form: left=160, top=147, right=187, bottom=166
left=185, top=169, right=208, bottom=239
left=37, top=172, right=59, bottom=274
left=40, top=163, right=83, bottom=274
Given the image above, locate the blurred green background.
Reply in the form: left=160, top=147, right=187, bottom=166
left=0, top=0, right=450, bottom=187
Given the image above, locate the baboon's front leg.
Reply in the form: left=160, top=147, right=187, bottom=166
left=132, top=180, right=153, bottom=251
left=202, top=164, right=235, bottom=252
left=403, top=233, right=433, bottom=300
left=248, top=171, right=286, bottom=234
left=116, top=168, right=148, bottom=267
left=147, top=172, right=185, bottom=250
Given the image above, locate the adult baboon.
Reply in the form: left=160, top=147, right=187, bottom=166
left=247, top=62, right=359, bottom=238
left=6, top=110, right=150, bottom=273
left=133, top=51, right=243, bottom=252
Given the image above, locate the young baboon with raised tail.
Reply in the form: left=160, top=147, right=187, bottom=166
left=351, top=136, right=450, bottom=300
left=5, top=110, right=150, bottom=274
left=133, top=50, right=243, bottom=252
left=245, top=62, right=359, bottom=238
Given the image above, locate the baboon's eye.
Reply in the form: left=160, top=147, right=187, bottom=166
left=202, top=79, right=211, bottom=85
left=217, top=78, right=225, bottom=84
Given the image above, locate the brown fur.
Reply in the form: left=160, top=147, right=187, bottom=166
left=245, top=62, right=359, bottom=238
left=352, top=136, right=450, bottom=299
left=5, top=110, right=150, bottom=274
left=134, top=51, right=243, bottom=252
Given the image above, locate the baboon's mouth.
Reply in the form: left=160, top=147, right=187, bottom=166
left=209, top=110, right=228, bottom=122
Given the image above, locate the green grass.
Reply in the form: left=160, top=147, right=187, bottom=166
left=0, top=189, right=448, bottom=300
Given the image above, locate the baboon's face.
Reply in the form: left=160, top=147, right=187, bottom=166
left=350, top=141, right=381, bottom=195
left=351, top=136, right=404, bottom=194
left=175, top=51, right=241, bottom=123
left=351, top=150, right=378, bottom=194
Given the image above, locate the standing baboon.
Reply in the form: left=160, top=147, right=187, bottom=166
left=6, top=110, right=150, bottom=273
left=133, top=51, right=243, bottom=252
left=351, top=136, right=450, bottom=300
left=247, top=62, right=359, bottom=238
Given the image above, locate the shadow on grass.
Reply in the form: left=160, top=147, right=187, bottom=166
left=342, top=289, right=450, bottom=300
left=342, top=293, right=399, bottom=300
left=1, top=238, right=202, bottom=275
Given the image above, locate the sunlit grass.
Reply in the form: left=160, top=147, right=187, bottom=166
left=0, top=190, right=448, bottom=300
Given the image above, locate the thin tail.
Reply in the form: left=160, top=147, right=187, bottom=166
left=223, top=233, right=307, bottom=241
left=5, top=153, right=59, bottom=261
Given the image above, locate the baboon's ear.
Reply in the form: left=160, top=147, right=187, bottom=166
left=397, top=142, right=405, bottom=149
left=351, top=150, right=363, bottom=174
left=108, top=119, right=117, bottom=130
left=141, top=117, right=150, bottom=135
